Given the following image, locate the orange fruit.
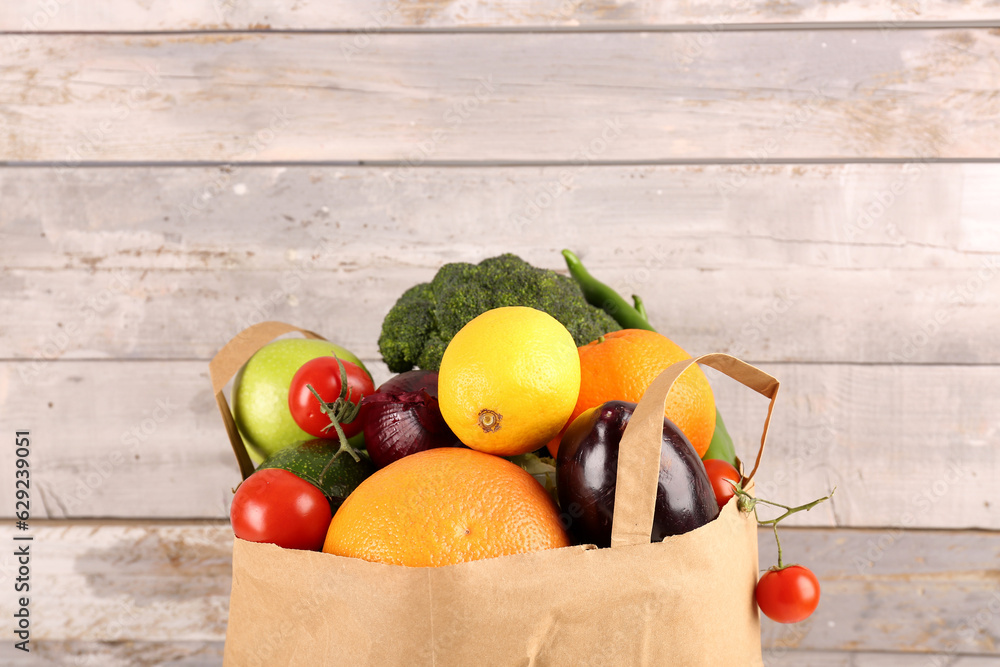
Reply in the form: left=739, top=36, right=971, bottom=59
left=438, top=306, right=581, bottom=456
left=547, top=329, right=716, bottom=458
left=323, top=448, right=570, bottom=567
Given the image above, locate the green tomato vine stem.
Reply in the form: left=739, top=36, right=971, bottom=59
left=304, top=354, right=363, bottom=462
left=733, top=484, right=836, bottom=571
left=771, top=523, right=783, bottom=569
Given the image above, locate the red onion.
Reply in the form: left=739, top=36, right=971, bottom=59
left=361, top=371, right=461, bottom=469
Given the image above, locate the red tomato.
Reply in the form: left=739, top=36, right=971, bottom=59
left=230, top=468, right=332, bottom=551
left=288, top=356, right=375, bottom=439
left=755, top=565, right=821, bottom=623
left=703, top=458, right=741, bottom=509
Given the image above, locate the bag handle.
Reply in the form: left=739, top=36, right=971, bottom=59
left=609, top=353, right=779, bottom=549
left=208, top=321, right=327, bottom=480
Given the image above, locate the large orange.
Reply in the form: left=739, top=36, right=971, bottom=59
left=547, top=329, right=716, bottom=458
left=323, top=448, right=570, bottom=567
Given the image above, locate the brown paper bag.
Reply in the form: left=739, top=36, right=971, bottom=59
left=211, top=322, right=779, bottom=666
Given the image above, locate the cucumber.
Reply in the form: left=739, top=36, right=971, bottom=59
left=257, top=438, right=375, bottom=513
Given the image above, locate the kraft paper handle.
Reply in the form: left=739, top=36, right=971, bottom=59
left=609, top=354, right=779, bottom=549
left=208, top=321, right=327, bottom=481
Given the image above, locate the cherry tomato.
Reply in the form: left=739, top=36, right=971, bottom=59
left=230, top=468, right=332, bottom=551
left=289, top=356, right=375, bottom=439
left=755, top=565, right=821, bottom=623
left=703, top=458, right=741, bottom=509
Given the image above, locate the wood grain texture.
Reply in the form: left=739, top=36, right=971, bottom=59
left=767, top=654, right=1000, bottom=666
left=5, top=164, right=999, bottom=272
left=0, top=360, right=995, bottom=528
left=0, top=641, right=225, bottom=666
left=0, top=522, right=996, bottom=657
left=1, top=0, right=998, bottom=31
left=3, top=645, right=997, bottom=667
left=756, top=527, right=1000, bottom=656
left=3, top=164, right=1000, bottom=365
left=2, top=30, right=999, bottom=162
left=5, top=262, right=1000, bottom=366
left=0, top=2, right=993, bottom=660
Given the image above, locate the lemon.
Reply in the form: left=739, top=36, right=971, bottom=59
left=438, top=306, right=581, bottom=456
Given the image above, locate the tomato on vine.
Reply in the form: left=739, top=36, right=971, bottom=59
left=289, top=354, right=374, bottom=446
left=755, top=565, right=821, bottom=624
left=731, top=482, right=834, bottom=624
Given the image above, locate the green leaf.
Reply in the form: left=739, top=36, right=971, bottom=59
left=509, top=453, right=559, bottom=505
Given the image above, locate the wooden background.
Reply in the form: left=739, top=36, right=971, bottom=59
left=1, top=1, right=999, bottom=664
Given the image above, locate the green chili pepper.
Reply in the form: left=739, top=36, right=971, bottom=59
left=701, top=407, right=738, bottom=467
left=561, top=250, right=656, bottom=331
left=561, top=249, right=740, bottom=466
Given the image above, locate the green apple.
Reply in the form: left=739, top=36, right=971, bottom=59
left=232, top=338, right=370, bottom=461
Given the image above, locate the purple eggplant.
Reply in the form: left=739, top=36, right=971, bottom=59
left=556, top=400, right=719, bottom=547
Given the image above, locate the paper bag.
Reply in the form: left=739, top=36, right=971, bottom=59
left=210, top=321, right=779, bottom=666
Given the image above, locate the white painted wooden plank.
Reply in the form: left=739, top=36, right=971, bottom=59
left=2, top=30, right=999, bottom=162
left=5, top=164, right=999, bottom=366
left=0, top=523, right=232, bottom=645
left=4, top=261, right=1000, bottom=365
left=713, top=361, right=1000, bottom=529
left=0, top=641, right=224, bottom=666
left=3, top=645, right=996, bottom=667
left=0, top=360, right=995, bottom=528
left=0, top=522, right=995, bottom=656
left=4, top=164, right=999, bottom=272
left=766, top=653, right=1000, bottom=666
left=758, top=528, right=1000, bottom=656
left=1, top=0, right=998, bottom=31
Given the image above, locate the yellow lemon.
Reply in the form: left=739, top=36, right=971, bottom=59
left=438, top=306, right=581, bottom=456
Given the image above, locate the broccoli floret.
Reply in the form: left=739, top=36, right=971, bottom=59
left=378, top=254, right=621, bottom=372
left=378, top=283, right=436, bottom=372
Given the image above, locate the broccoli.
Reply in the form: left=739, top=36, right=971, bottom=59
left=378, top=254, right=621, bottom=372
